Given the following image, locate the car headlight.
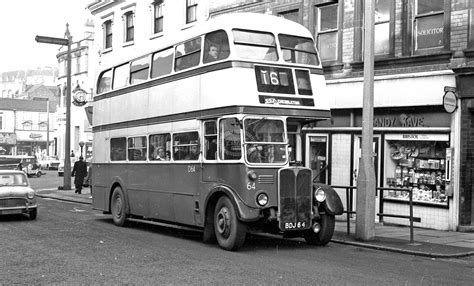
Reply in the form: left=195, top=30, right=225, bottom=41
left=26, top=192, right=35, bottom=199
left=314, top=187, right=326, bottom=202
left=256, top=193, right=268, bottom=206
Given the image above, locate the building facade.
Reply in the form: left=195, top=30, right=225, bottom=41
left=86, top=0, right=474, bottom=231
left=55, top=19, right=95, bottom=160
left=0, top=98, right=57, bottom=157
left=0, top=67, right=58, bottom=98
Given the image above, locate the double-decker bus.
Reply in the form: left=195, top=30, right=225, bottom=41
left=92, top=13, right=343, bottom=251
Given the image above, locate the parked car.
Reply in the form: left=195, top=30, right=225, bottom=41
left=58, top=157, right=76, bottom=177
left=19, top=156, right=43, bottom=177
left=0, top=156, right=42, bottom=177
left=0, top=170, right=37, bottom=219
left=38, top=156, right=60, bottom=170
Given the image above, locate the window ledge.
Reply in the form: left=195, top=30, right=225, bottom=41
left=464, top=49, right=474, bottom=58
left=123, top=41, right=134, bottom=47
left=322, top=63, right=344, bottom=73
left=150, top=32, right=163, bottom=40
left=102, top=47, right=113, bottom=54
left=350, top=51, right=453, bottom=70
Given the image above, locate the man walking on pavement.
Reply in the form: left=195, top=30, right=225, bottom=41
left=72, top=156, right=87, bottom=194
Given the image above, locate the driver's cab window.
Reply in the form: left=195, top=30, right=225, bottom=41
left=244, top=118, right=287, bottom=164
left=219, top=118, right=241, bottom=160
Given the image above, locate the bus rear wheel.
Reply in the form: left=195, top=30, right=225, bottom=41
left=304, top=214, right=335, bottom=246
left=111, top=186, right=128, bottom=227
left=214, top=196, right=246, bottom=251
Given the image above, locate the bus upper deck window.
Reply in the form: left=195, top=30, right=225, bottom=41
left=175, top=37, right=201, bottom=72
left=113, top=63, right=130, bottom=90
left=232, top=29, right=278, bottom=61
left=130, top=56, right=150, bottom=85
left=278, top=34, right=319, bottom=66
left=151, top=47, right=174, bottom=78
left=97, top=69, right=112, bottom=94
left=203, top=30, right=230, bottom=64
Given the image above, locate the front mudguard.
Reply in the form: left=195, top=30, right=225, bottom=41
left=313, top=183, right=344, bottom=215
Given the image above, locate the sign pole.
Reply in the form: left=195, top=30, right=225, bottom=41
left=356, top=0, right=376, bottom=241
left=35, top=23, right=72, bottom=190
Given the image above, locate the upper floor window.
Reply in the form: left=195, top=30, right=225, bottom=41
left=374, top=0, right=391, bottom=56
left=186, top=0, right=197, bottom=24
left=0, top=112, right=3, bottom=130
left=104, top=20, right=113, bottom=49
left=124, top=11, right=134, bottom=42
left=278, top=9, right=300, bottom=24
left=470, top=4, right=474, bottom=49
left=314, top=3, right=339, bottom=63
left=153, top=0, right=164, bottom=34
left=413, top=0, right=447, bottom=54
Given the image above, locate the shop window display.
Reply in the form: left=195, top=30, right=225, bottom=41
left=385, top=138, right=448, bottom=205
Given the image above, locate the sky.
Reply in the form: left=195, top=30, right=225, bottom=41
left=0, top=0, right=93, bottom=73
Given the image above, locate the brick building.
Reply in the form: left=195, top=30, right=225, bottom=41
left=208, top=0, right=474, bottom=231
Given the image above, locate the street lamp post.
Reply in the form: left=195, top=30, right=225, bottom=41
left=79, top=141, right=85, bottom=158
left=35, top=24, right=73, bottom=190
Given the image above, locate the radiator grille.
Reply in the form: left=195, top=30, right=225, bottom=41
left=0, top=198, right=26, bottom=208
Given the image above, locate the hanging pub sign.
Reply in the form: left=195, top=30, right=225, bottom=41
left=72, top=86, right=88, bottom=106
left=443, top=86, right=457, bottom=113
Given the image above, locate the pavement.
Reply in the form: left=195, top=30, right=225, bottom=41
left=36, top=187, right=474, bottom=258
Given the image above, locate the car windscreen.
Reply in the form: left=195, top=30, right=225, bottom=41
left=0, top=173, right=28, bottom=186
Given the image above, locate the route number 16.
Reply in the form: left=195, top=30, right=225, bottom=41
left=260, top=70, right=289, bottom=86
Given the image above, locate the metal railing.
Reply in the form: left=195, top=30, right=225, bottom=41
left=330, top=185, right=421, bottom=243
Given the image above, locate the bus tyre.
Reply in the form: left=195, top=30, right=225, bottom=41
left=29, top=209, right=37, bottom=220
left=304, top=214, right=335, bottom=246
left=111, top=186, right=128, bottom=227
left=214, top=196, right=246, bottom=251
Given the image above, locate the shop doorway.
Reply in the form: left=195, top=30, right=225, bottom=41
left=353, top=135, right=381, bottom=217
left=305, top=134, right=329, bottom=184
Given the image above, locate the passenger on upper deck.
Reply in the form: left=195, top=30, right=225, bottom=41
left=204, top=44, right=219, bottom=63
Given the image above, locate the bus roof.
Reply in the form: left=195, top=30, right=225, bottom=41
left=113, top=13, right=315, bottom=66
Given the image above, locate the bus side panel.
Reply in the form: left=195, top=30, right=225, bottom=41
left=171, top=164, right=201, bottom=226
left=127, top=164, right=152, bottom=218
left=91, top=163, right=114, bottom=212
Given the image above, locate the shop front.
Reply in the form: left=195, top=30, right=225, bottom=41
left=305, top=105, right=456, bottom=230
left=0, top=133, right=16, bottom=155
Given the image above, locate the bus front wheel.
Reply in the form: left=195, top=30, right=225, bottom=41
left=111, top=186, right=128, bottom=227
left=214, top=196, right=246, bottom=251
left=304, top=214, right=335, bottom=246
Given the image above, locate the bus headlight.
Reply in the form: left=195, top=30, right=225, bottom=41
left=247, top=171, right=257, bottom=181
left=26, top=192, right=35, bottom=199
left=314, top=187, right=326, bottom=202
left=256, top=193, right=268, bottom=206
